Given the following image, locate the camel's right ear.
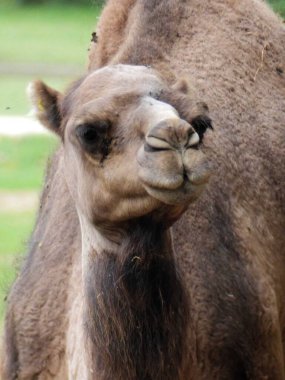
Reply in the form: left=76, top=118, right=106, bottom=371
left=27, top=81, right=63, bottom=137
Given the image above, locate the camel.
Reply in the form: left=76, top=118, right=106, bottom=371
left=2, top=0, right=285, bottom=379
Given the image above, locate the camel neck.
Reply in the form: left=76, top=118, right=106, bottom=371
left=79, top=216, right=190, bottom=380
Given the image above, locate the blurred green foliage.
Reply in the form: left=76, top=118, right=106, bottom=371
left=15, top=0, right=104, bottom=5
left=0, top=4, right=100, bottom=115
left=269, top=0, right=285, bottom=16
left=0, top=136, right=57, bottom=190
left=4, top=0, right=285, bottom=17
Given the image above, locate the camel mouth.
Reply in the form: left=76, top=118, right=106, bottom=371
left=137, top=143, right=211, bottom=206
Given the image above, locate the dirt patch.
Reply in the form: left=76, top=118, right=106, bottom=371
left=0, top=191, right=39, bottom=213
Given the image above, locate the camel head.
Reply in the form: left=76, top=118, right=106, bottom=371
left=29, top=65, right=212, bottom=226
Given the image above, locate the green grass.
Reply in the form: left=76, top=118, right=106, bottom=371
left=0, top=135, right=57, bottom=190
left=0, top=3, right=100, bottom=65
left=0, top=3, right=101, bottom=114
left=0, top=211, right=36, bottom=254
left=268, top=0, right=285, bottom=16
left=0, top=75, right=73, bottom=115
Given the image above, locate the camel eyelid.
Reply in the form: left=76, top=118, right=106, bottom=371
left=75, top=121, right=110, bottom=140
left=75, top=122, right=112, bottom=157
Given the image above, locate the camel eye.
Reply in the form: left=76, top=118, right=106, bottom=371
left=81, top=127, right=98, bottom=143
left=75, top=121, right=110, bottom=153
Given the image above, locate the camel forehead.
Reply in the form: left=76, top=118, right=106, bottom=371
left=77, top=65, right=164, bottom=99
left=88, top=64, right=162, bottom=85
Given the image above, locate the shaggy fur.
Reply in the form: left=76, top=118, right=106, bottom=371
left=2, top=0, right=285, bottom=379
left=85, top=220, right=189, bottom=380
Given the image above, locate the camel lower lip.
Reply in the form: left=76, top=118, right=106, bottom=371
left=141, top=176, right=184, bottom=191
left=142, top=180, right=206, bottom=205
left=140, top=170, right=210, bottom=193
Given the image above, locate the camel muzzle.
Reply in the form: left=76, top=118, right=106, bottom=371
left=137, top=120, right=211, bottom=206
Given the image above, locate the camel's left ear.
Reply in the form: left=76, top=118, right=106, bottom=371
left=172, top=78, right=191, bottom=95
left=27, top=81, right=63, bottom=137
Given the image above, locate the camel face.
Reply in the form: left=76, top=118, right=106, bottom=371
left=32, top=65, right=211, bottom=224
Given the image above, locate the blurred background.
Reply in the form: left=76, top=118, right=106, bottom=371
left=0, top=0, right=284, bottom=325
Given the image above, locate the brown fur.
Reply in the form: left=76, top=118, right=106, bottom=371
left=85, top=220, right=190, bottom=380
left=2, top=0, right=285, bottom=379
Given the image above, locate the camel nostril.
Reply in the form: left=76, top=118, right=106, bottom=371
left=146, top=119, right=202, bottom=151
left=191, top=115, right=213, bottom=142
left=186, top=131, right=200, bottom=148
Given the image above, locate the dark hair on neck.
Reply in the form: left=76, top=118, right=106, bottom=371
left=84, top=218, right=190, bottom=380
